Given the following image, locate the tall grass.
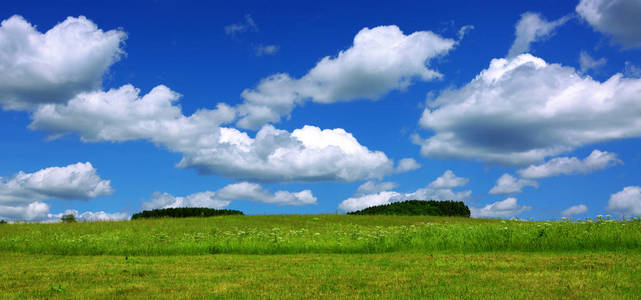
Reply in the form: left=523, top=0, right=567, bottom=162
left=0, top=215, right=639, bottom=255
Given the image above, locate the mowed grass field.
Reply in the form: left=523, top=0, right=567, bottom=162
left=1, top=215, right=640, bottom=298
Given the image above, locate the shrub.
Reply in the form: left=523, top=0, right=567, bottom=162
left=61, top=214, right=77, bottom=223
left=347, top=200, right=470, bottom=217
left=0, top=220, right=7, bottom=224
left=131, top=207, right=244, bottom=219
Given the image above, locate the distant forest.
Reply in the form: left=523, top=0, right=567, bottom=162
left=347, top=200, right=470, bottom=217
left=131, top=207, right=243, bottom=219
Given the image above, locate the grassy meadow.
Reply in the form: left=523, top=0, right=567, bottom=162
left=1, top=214, right=640, bottom=298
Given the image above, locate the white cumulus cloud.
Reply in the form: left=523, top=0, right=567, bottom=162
left=141, top=182, right=316, bottom=210
left=0, top=202, right=49, bottom=221
left=470, top=197, right=531, bottom=218
left=142, top=191, right=230, bottom=210
left=0, top=15, right=126, bottom=110
left=356, top=181, right=398, bottom=196
left=216, top=182, right=317, bottom=206
left=338, top=191, right=401, bottom=212
left=47, top=209, right=129, bottom=222
left=562, top=204, right=588, bottom=216
left=29, top=84, right=236, bottom=144
left=30, top=87, right=394, bottom=182
left=518, top=150, right=622, bottom=179
left=0, top=162, right=113, bottom=205
left=489, top=174, right=538, bottom=195
left=237, top=25, right=455, bottom=129
left=0, top=162, right=116, bottom=222
left=428, top=169, right=469, bottom=189
left=416, top=54, right=641, bottom=165
left=176, top=125, right=395, bottom=182
left=339, top=170, right=471, bottom=212
left=507, top=12, right=569, bottom=58
left=396, top=158, right=421, bottom=173
left=577, top=0, right=641, bottom=49
left=607, top=186, right=641, bottom=216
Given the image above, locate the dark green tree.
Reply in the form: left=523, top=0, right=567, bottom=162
left=61, top=214, right=77, bottom=223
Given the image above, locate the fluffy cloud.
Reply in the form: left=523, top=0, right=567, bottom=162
left=518, top=150, right=622, bottom=179
left=216, top=182, right=316, bottom=206
left=142, top=191, right=230, bottom=210
left=17, top=18, right=421, bottom=183
left=579, top=51, right=607, bottom=73
left=562, top=204, right=588, bottom=216
left=47, top=209, right=129, bottom=222
left=576, top=0, right=641, bottom=49
left=177, top=125, right=394, bottom=182
left=237, top=25, right=455, bottom=129
left=339, top=170, right=471, bottom=212
left=489, top=174, right=538, bottom=195
left=416, top=54, right=641, bottom=165
left=142, top=182, right=316, bottom=210
left=0, top=162, right=117, bottom=221
left=31, top=88, right=394, bottom=182
left=470, top=197, right=531, bottom=218
left=356, top=181, right=398, bottom=196
left=607, top=186, right=641, bottom=216
left=507, top=12, right=569, bottom=58
left=0, top=162, right=113, bottom=205
left=428, top=169, right=469, bottom=189
left=339, top=191, right=401, bottom=212
left=30, top=85, right=236, bottom=145
left=0, top=15, right=126, bottom=110
left=405, top=185, right=471, bottom=203
left=0, top=202, right=49, bottom=221
left=395, top=158, right=421, bottom=173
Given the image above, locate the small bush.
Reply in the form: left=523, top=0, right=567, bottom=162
left=131, top=207, right=243, bottom=219
left=0, top=220, right=7, bottom=224
left=61, top=214, right=76, bottom=223
left=348, top=200, right=470, bottom=217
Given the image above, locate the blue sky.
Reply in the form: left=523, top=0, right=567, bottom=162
left=1, top=0, right=641, bottom=221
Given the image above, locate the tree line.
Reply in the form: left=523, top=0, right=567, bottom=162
left=131, top=207, right=244, bottom=219
left=347, top=200, right=471, bottom=217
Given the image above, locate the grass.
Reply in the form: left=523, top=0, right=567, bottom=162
left=0, top=215, right=639, bottom=255
left=1, top=252, right=640, bottom=299
left=1, top=214, right=640, bottom=298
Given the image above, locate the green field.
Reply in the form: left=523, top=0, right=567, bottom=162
left=1, top=215, right=640, bottom=298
